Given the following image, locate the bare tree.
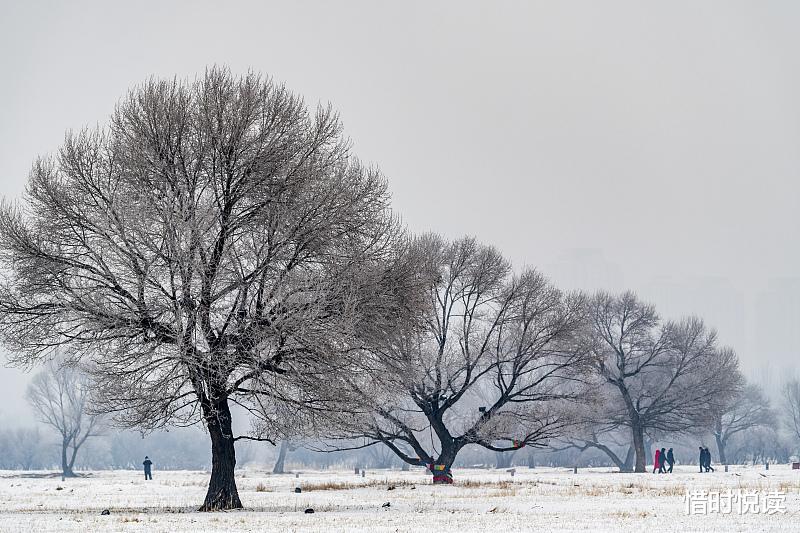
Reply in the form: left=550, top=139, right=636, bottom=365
left=6, top=427, right=47, bottom=470
left=726, top=425, right=791, bottom=464
left=783, top=379, right=800, bottom=450
left=0, top=68, right=423, bottom=510
left=26, top=359, right=102, bottom=477
left=336, top=236, right=590, bottom=482
left=271, top=440, right=298, bottom=474
left=585, top=292, right=741, bottom=472
left=553, top=424, right=636, bottom=472
left=712, top=382, right=774, bottom=464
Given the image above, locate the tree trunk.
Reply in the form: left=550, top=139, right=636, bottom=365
left=619, top=386, right=646, bottom=473
left=715, top=433, right=727, bottom=465
left=593, top=442, right=632, bottom=473
left=622, top=446, right=635, bottom=472
left=61, top=438, right=76, bottom=478
left=199, top=397, right=242, bottom=511
left=431, top=462, right=454, bottom=484
left=644, top=436, right=654, bottom=468
left=67, top=438, right=82, bottom=475
left=631, top=424, right=646, bottom=473
left=272, top=441, right=289, bottom=474
left=432, top=447, right=457, bottom=484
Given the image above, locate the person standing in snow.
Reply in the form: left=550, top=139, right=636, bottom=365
left=653, top=448, right=661, bottom=474
left=698, top=447, right=705, bottom=472
left=143, top=456, right=153, bottom=480
left=666, top=448, right=675, bottom=473
left=658, top=448, right=667, bottom=473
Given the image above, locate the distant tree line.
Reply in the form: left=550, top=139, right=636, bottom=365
left=0, top=425, right=211, bottom=472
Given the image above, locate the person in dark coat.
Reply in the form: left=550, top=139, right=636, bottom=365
left=666, top=448, right=675, bottom=473
left=658, top=448, right=667, bottom=473
left=698, top=447, right=705, bottom=472
left=704, top=448, right=714, bottom=472
left=143, top=456, right=153, bottom=480
left=653, top=448, right=661, bottom=474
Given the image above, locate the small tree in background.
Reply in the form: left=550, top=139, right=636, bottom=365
left=783, top=379, right=800, bottom=453
left=26, top=359, right=102, bottom=477
left=272, top=440, right=297, bottom=474
left=0, top=427, right=48, bottom=470
left=553, top=423, right=636, bottom=472
left=712, top=382, right=774, bottom=464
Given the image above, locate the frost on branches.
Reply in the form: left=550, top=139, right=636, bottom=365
left=0, top=68, right=424, bottom=510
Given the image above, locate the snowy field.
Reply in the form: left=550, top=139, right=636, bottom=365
left=0, top=465, right=798, bottom=532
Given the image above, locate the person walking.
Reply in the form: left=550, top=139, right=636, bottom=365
left=658, top=448, right=667, bottom=473
left=698, top=447, right=705, bottom=473
left=666, top=448, right=675, bottom=473
left=704, top=448, right=715, bottom=472
left=653, top=448, right=661, bottom=474
left=143, top=456, right=153, bottom=480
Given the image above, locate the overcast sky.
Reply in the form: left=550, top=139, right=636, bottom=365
left=1, top=1, right=798, bottom=422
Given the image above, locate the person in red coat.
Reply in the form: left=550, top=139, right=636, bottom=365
left=653, top=448, right=661, bottom=474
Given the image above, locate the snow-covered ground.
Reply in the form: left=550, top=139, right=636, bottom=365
left=0, top=464, right=798, bottom=532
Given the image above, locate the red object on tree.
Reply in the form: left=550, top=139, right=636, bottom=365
left=433, top=473, right=454, bottom=484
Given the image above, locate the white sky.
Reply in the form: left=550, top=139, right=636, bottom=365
left=1, top=0, right=798, bottom=422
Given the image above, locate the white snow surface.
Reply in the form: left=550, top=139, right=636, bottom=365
left=0, top=465, right=798, bottom=532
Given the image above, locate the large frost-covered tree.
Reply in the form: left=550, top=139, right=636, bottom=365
left=339, top=236, right=590, bottom=482
left=0, top=68, right=423, bottom=510
left=584, top=292, right=741, bottom=472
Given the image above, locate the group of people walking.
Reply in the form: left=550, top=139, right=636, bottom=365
left=652, top=446, right=715, bottom=473
left=652, top=447, right=674, bottom=473
left=698, top=446, right=715, bottom=472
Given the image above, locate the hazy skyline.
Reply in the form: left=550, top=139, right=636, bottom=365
left=1, top=1, right=798, bottom=422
